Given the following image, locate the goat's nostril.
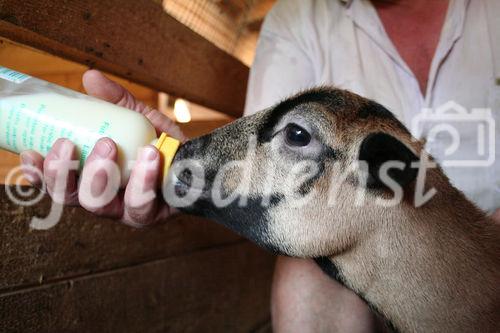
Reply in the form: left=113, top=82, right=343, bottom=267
left=173, top=168, right=195, bottom=199
left=178, top=168, right=193, bottom=187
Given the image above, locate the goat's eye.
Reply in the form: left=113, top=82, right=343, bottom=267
left=285, top=124, right=311, bottom=147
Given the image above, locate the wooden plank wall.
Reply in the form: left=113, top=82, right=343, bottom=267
left=0, top=191, right=274, bottom=332
left=0, top=1, right=275, bottom=331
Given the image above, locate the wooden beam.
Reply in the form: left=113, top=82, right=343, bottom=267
left=0, top=0, right=249, bottom=117
left=0, top=242, right=274, bottom=332
left=0, top=185, right=245, bottom=292
left=248, top=0, right=276, bottom=23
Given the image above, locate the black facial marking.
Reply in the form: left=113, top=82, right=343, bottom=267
left=314, top=257, right=400, bottom=333
left=269, top=194, right=282, bottom=206
left=323, top=146, right=338, bottom=160
left=359, top=101, right=394, bottom=119
left=180, top=194, right=285, bottom=255
left=296, top=146, right=338, bottom=196
left=314, top=257, right=346, bottom=284
left=359, top=102, right=410, bottom=134
left=297, top=159, right=325, bottom=196
left=258, top=89, right=336, bottom=143
left=359, top=132, right=419, bottom=189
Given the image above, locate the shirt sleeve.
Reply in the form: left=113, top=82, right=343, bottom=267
left=243, top=1, right=315, bottom=116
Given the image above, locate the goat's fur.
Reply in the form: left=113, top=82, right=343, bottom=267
left=170, top=87, right=500, bottom=333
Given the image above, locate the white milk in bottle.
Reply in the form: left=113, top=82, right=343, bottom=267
left=0, top=66, right=180, bottom=186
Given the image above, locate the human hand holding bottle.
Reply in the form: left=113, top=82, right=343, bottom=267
left=20, top=70, right=187, bottom=227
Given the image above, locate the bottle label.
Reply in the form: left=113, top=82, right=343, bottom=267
left=0, top=66, right=31, bottom=84
left=0, top=97, right=114, bottom=165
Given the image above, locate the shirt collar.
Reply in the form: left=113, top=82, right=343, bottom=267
left=344, top=0, right=470, bottom=97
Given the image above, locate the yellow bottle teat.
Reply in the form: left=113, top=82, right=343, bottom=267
left=154, top=133, right=181, bottom=183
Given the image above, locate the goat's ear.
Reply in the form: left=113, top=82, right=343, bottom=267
left=358, top=132, right=418, bottom=189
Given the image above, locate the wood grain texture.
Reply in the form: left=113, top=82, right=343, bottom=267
left=0, top=185, right=245, bottom=292
left=0, top=242, right=274, bottom=333
left=0, top=0, right=249, bottom=117
left=0, top=37, right=159, bottom=107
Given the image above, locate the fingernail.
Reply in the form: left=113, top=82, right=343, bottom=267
left=20, top=154, right=36, bottom=183
left=95, top=139, right=112, bottom=158
left=141, top=146, right=157, bottom=161
left=20, top=153, right=34, bottom=166
left=24, top=174, right=36, bottom=183
left=59, top=140, right=74, bottom=159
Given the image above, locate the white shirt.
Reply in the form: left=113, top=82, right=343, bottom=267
left=244, top=0, right=500, bottom=213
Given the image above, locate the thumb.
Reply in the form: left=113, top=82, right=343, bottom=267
left=82, top=70, right=138, bottom=110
